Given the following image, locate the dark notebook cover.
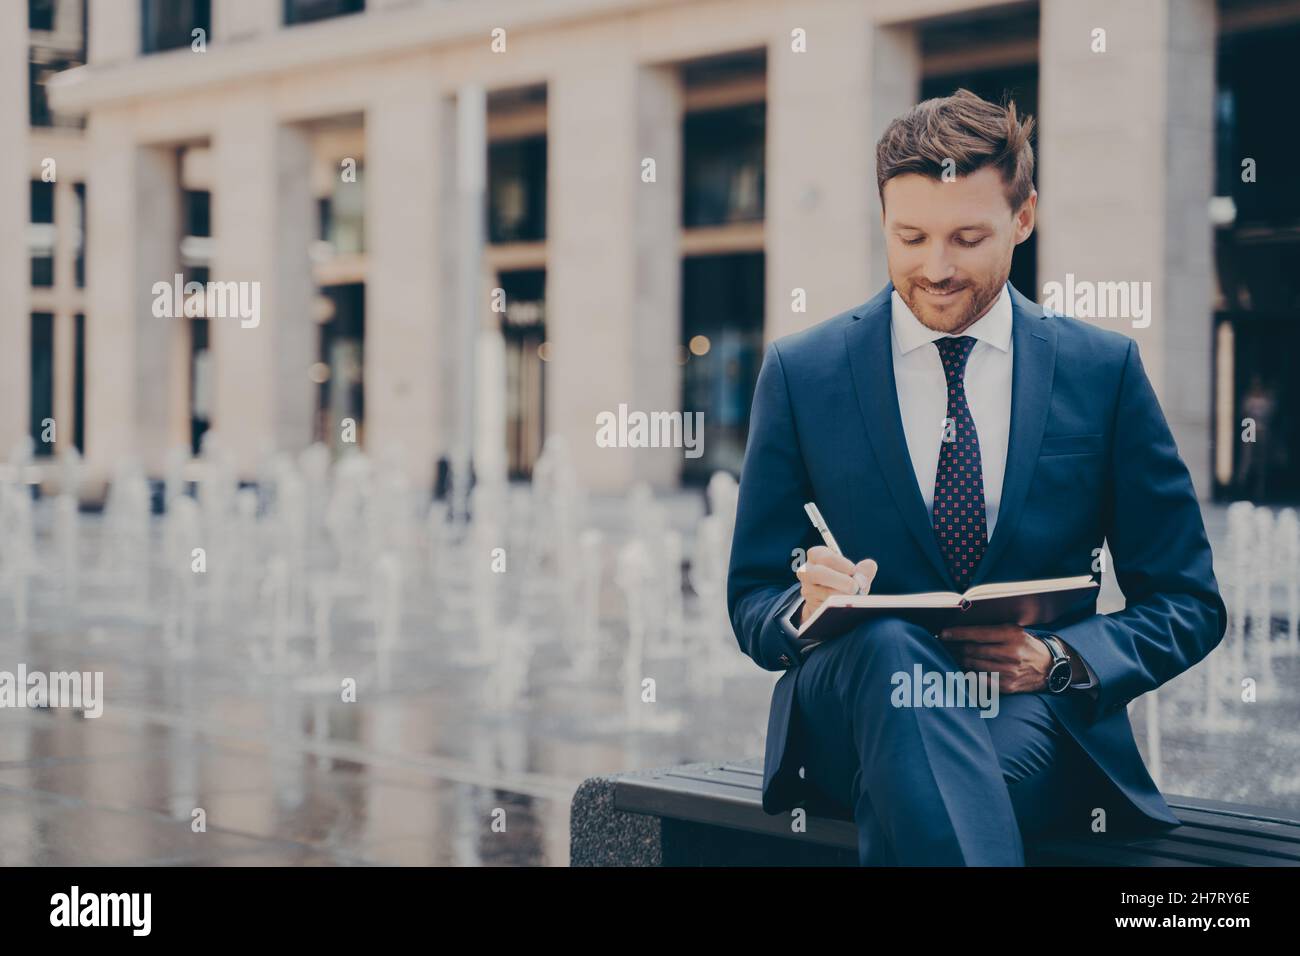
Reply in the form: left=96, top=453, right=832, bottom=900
left=795, top=575, right=1100, bottom=648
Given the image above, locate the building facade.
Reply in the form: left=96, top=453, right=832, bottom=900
left=3, top=0, right=1298, bottom=500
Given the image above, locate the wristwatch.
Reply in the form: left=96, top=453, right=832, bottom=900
left=1035, top=633, right=1073, bottom=694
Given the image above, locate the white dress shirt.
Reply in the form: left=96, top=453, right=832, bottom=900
left=892, top=285, right=1096, bottom=691
left=891, top=283, right=1012, bottom=538
left=783, top=282, right=1097, bottom=691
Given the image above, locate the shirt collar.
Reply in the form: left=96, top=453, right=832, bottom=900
left=890, top=282, right=1013, bottom=356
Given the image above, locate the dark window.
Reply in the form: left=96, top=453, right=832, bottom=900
left=321, top=168, right=363, bottom=254
left=29, top=0, right=57, bottom=31
left=73, top=314, right=85, bottom=454
left=318, top=196, right=332, bottom=243
left=498, top=269, right=546, bottom=479
left=682, top=104, right=766, bottom=228
left=28, top=60, right=50, bottom=126
left=285, top=0, right=364, bottom=26
left=30, top=180, right=55, bottom=288
left=30, top=313, right=55, bottom=458
left=920, top=66, right=1039, bottom=299
left=681, top=253, right=765, bottom=484
left=1217, top=23, right=1300, bottom=228
left=489, top=136, right=547, bottom=243
left=316, top=283, right=365, bottom=450
left=74, top=182, right=85, bottom=288
left=29, top=53, right=84, bottom=128
left=30, top=256, right=54, bottom=288
left=141, top=0, right=211, bottom=54
left=184, top=189, right=210, bottom=237
left=189, top=317, right=210, bottom=455
left=1212, top=21, right=1300, bottom=504
left=30, top=180, right=54, bottom=223
left=185, top=264, right=209, bottom=290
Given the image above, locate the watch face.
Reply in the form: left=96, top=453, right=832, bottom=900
left=1048, top=659, right=1072, bottom=693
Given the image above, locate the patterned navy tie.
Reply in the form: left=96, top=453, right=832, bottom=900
left=931, top=336, right=988, bottom=590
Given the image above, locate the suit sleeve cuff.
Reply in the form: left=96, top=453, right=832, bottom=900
left=1026, top=626, right=1100, bottom=697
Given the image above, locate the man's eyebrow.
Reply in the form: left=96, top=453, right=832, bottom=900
left=891, top=222, right=993, bottom=232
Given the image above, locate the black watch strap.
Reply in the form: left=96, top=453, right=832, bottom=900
left=1036, top=633, right=1072, bottom=693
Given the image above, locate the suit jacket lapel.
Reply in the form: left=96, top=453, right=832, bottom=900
left=969, top=283, right=1057, bottom=587
left=844, top=284, right=956, bottom=589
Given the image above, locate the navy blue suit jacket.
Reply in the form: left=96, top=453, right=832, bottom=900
left=726, top=281, right=1227, bottom=828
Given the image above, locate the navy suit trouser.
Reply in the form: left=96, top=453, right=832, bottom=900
left=792, top=616, right=1106, bottom=866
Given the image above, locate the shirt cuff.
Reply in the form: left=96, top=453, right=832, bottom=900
left=779, top=593, right=828, bottom=655
left=1069, top=653, right=1098, bottom=689
left=778, top=592, right=804, bottom=642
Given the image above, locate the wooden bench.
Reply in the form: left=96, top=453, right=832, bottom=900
left=570, top=757, right=1300, bottom=866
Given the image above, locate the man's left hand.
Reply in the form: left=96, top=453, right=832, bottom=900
left=937, top=625, right=1051, bottom=694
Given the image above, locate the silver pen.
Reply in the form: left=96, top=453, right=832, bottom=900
left=803, top=501, right=863, bottom=595
left=803, top=502, right=843, bottom=556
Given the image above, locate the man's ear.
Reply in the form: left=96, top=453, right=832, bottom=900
left=1014, top=189, right=1037, bottom=245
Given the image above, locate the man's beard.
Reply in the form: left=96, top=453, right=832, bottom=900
left=899, top=271, right=1006, bottom=334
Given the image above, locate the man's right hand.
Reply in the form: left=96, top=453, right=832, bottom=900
left=794, top=546, right=879, bottom=626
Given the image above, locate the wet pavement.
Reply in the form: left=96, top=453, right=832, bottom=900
left=0, top=493, right=1297, bottom=866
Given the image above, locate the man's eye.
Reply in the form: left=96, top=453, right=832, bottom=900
left=955, top=236, right=985, bottom=248
left=901, top=236, right=925, bottom=246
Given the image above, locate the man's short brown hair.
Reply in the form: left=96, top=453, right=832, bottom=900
left=875, top=88, right=1036, bottom=211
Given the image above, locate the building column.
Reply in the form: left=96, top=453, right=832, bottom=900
left=365, top=69, right=445, bottom=491
left=87, top=0, right=139, bottom=65
left=1038, top=0, right=1216, bottom=497
left=766, top=0, right=895, bottom=341
left=0, top=0, right=28, bottom=457
left=82, top=112, right=184, bottom=484
left=134, top=146, right=185, bottom=474
left=866, top=22, right=921, bottom=292
left=211, top=100, right=316, bottom=478
left=632, top=65, right=683, bottom=488
left=548, top=36, right=682, bottom=491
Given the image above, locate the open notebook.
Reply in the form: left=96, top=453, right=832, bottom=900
left=795, top=575, right=1100, bottom=645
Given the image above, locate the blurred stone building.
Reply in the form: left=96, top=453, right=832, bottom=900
left=2, top=0, right=1298, bottom=500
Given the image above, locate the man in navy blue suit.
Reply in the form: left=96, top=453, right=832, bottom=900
left=726, top=89, right=1226, bottom=866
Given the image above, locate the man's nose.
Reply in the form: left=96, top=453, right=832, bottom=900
left=921, top=246, right=957, bottom=284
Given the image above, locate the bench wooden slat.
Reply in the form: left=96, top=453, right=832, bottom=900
left=616, top=774, right=858, bottom=846
left=665, top=767, right=767, bottom=790
left=1093, top=834, right=1297, bottom=867
left=1027, top=841, right=1214, bottom=867
left=1165, top=808, right=1300, bottom=843
left=1164, top=793, right=1300, bottom=824
left=717, top=757, right=1300, bottom=829
left=719, top=760, right=764, bottom=776
left=1148, top=826, right=1300, bottom=861
left=613, top=760, right=1300, bottom=866
left=694, top=762, right=1300, bottom=842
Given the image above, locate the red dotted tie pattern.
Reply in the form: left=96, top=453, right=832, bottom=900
left=931, top=336, right=988, bottom=590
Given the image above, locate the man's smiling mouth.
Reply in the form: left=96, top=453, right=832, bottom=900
left=918, top=284, right=967, bottom=299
